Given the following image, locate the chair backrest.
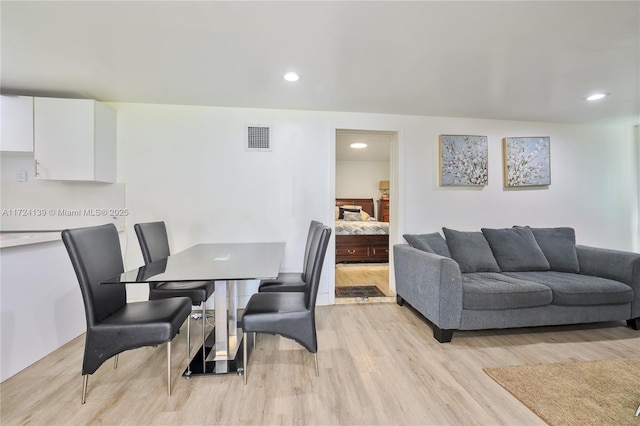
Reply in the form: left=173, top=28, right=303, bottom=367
left=304, top=225, right=332, bottom=310
left=62, top=223, right=126, bottom=327
left=134, top=221, right=171, bottom=264
left=301, top=220, right=323, bottom=281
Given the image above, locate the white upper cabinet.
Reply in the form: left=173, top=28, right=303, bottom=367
left=34, top=97, right=116, bottom=182
left=1, top=95, right=34, bottom=152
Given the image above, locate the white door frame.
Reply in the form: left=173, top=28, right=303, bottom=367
left=328, top=126, right=402, bottom=305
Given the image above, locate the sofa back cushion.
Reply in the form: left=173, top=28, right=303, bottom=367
left=481, top=227, right=550, bottom=272
left=442, top=227, right=501, bottom=273
left=403, top=232, right=451, bottom=258
left=526, top=227, right=580, bottom=273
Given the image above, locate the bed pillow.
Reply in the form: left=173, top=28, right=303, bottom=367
left=403, top=233, right=451, bottom=258
left=343, top=211, right=363, bottom=221
left=481, top=227, right=550, bottom=272
left=442, top=227, right=500, bottom=273
left=338, top=207, right=361, bottom=219
left=526, top=226, right=580, bottom=273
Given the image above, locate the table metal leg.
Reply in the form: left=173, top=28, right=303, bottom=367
left=214, top=280, right=229, bottom=373
left=182, top=279, right=246, bottom=377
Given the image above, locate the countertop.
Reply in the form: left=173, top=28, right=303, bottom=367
left=0, top=232, right=61, bottom=248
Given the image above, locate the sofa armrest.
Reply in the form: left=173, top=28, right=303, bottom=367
left=393, top=244, right=463, bottom=330
left=577, top=245, right=640, bottom=318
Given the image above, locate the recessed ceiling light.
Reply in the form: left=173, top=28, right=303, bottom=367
left=350, top=143, right=367, bottom=149
left=283, top=72, right=300, bottom=82
left=586, top=93, right=607, bottom=101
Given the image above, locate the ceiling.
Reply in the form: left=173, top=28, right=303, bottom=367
left=336, top=130, right=392, bottom=162
left=1, top=1, right=639, bottom=124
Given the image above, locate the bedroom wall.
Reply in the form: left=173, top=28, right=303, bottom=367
left=336, top=160, right=390, bottom=216
left=113, top=102, right=639, bottom=304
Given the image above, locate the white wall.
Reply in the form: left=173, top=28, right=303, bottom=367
left=113, top=102, right=639, bottom=304
left=399, top=115, right=639, bottom=250
left=336, top=160, right=389, bottom=215
left=115, top=103, right=335, bottom=304
left=1, top=152, right=33, bottom=182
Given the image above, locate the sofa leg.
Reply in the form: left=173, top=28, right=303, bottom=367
left=627, top=318, right=639, bottom=330
left=396, top=295, right=405, bottom=306
left=433, top=326, right=454, bottom=343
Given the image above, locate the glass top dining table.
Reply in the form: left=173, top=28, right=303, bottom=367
left=102, top=242, right=285, bottom=376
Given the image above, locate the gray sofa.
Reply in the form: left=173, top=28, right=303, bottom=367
left=394, top=226, right=640, bottom=342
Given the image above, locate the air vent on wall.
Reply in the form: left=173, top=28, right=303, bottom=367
left=246, top=125, right=271, bottom=151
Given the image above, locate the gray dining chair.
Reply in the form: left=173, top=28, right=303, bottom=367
left=257, top=220, right=322, bottom=293
left=134, top=221, right=215, bottom=359
left=62, top=223, right=192, bottom=403
left=242, top=225, right=331, bottom=384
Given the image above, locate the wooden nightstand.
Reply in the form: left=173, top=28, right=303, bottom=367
left=377, top=199, right=390, bottom=222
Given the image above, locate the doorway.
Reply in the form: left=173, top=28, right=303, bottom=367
left=334, top=129, right=396, bottom=303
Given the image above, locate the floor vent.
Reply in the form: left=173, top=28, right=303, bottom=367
left=246, top=126, right=271, bottom=151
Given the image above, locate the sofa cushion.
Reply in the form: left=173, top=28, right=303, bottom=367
left=442, top=228, right=501, bottom=273
left=503, top=271, right=634, bottom=306
left=481, top=227, right=550, bottom=272
left=462, top=272, right=553, bottom=310
left=403, top=232, right=451, bottom=258
left=527, top=227, right=580, bottom=273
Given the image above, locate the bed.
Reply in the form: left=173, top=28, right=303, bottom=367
left=335, top=198, right=389, bottom=264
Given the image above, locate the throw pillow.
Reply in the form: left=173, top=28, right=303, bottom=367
left=442, top=227, right=501, bottom=273
left=403, top=233, right=451, bottom=257
left=403, top=234, right=435, bottom=254
left=481, top=227, right=550, bottom=272
left=527, top=226, right=580, bottom=273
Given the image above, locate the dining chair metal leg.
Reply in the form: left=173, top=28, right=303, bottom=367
left=243, top=332, right=248, bottom=385
left=314, top=353, right=318, bottom=377
left=81, top=375, right=89, bottom=404
left=202, top=302, right=206, bottom=371
left=186, top=314, right=191, bottom=357
left=253, top=332, right=256, bottom=350
left=167, top=341, right=172, bottom=396
left=113, top=353, right=119, bottom=369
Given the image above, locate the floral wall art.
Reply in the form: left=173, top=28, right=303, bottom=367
left=439, top=135, right=488, bottom=186
left=503, top=137, right=551, bottom=187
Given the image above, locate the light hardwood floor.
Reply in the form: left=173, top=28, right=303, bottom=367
left=2, top=304, right=639, bottom=425
left=335, top=264, right=392, bottom=296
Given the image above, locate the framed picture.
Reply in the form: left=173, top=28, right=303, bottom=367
left=439, top=135, right=488, bottom=186
left=503, top=137, right=550, bottom=187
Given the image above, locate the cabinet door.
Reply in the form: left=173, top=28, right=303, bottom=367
left=34, top=98, right=96, bottom=181
left=1, top=95, right=34, bottom=152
